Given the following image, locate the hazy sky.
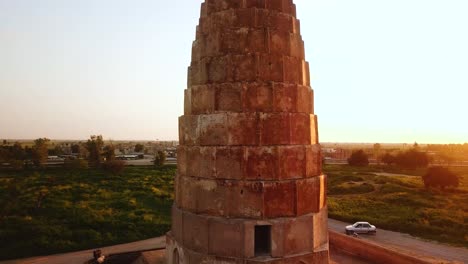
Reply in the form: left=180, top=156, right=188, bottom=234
left=1, top=0, right=467, bottom=143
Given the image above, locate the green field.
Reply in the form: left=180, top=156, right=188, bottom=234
left=1, top=164, right=467, bottom=260
left=0, top=166, right=175, bottom=260
left=325, top=164, right=468, bottom=247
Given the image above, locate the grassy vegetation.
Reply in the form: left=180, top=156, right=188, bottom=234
left=0, top=165, right=175, bottom=260
left=324, top=164, right=468, bottom=247
left=1, top=163, right=466, bottom=260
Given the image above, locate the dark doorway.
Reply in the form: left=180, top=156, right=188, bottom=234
left=254, top=225, right=271, bottom=256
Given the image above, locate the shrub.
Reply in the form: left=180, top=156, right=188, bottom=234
left=153, top=151, right=166, bottom=167
left=347, top=150, right=369, bottom=166
left=103, top=160, right=126, bottom=175
left=394, top=149, right=429, bottom=169
left=422, top=166, right=459, bottom=190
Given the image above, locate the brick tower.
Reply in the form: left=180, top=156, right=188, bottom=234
left=167, top=0, right=329, bottom=263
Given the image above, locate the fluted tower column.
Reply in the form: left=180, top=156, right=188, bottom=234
left=167, top=0, right=329, bottom=263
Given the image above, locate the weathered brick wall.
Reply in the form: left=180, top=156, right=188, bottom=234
left=168, top=1, right=329, bottom=263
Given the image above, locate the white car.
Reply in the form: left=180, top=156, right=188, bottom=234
left=345, top=222, right=377, bottom=235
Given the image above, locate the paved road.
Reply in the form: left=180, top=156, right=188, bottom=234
left=328, top=218, right=468, bottom=263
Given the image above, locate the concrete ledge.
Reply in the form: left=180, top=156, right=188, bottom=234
left=329, top=230, right=457, bottom=264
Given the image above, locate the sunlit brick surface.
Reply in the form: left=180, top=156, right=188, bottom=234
left=169, top=0, right=328, bottom=263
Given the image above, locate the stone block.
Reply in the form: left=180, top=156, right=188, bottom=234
left=208, top=56, right=228, bottom=83
left=216, top=147, right=244, bottom=180
left=230, top=54, right=257, bottom=82
left=199, top=147, right=216, bottom=179
left=268, top=13, right=295, bottom=33
left=174, top=174, right=182, bottom=208
left=264, top=181, right=295, bottom=217
left=290, top=113, right=311, bottom=145
left=289, top=33, right=305, bottom=59
left=283, top=56, right=302, bottom=84
left=227, top=181, right=264, bottom=219
left=206, top=0, right=242, bottom=14
left=271, top=220, right=285, bottom=257
left=248, top=28, right=268, bottom=53
left=302, top=60, right=310, bottom=86
left=186, top=146, right=201, bottom=177
left=199, top=113, right=228, bottom=146
left=258, top=54, right=284, bottom=82
left=190, top=60, right=208, bottom=85
left=182, top=211, right=210, bottom=253
left=203, top=31, right=220, bottom=58
left=296, top=85, right=313, bottom=113
left=243, top=222, right=255, bottom=258
left=269, top=30, right=290, bottom=56
left=195, top=178, right=227, bottom=216
left=191, top=39, right=202, bottom=62
left=177, top=146, right=187, bottom=176
left=235, top=8, right=255, bottom=28
left=179, top=115, right=199, bottom=146
left=191, top=85, right=215, bottom=114
left=184, top=89, right=192, bottom=115
left=245, top=146, right=278, bottom=180
left=310, top=115, right=319, bottom=144
left=292, top=16, right=300, bottom=34
left=209, top=218, right=244, bottom=257
left=296, top=177, right=320, bottom=215
left=305, top=145, right=322, bottom=177
left=313, top=206, right=329, bottom=250
left=179, top=176, right=197, bottom=212
left=228, top=113, right=259, bottom=146
left=171, top=206, right=184, bottom=243
left=260, top=113, right=290, bottom=145
left=200, top=2, right=208, bottom=18
left=278, top=146, right=305, bottom=180
left=215, top=83, right=242, bottom=112
left=221, top=28, right=249, bottom=54
left=284, top=214, right=313, bottom=255
left=243, top=83, right=273, bottom=112
left=210, top=9, right=236, bottom=31
left=273, top=83, right=297, bottom=112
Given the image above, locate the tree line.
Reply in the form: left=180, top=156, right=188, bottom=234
left=347, top=146, right=460, bottom=191
left=0, top=136, right=166, bottom=174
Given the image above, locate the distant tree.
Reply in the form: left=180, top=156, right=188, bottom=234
left=32, top=138, right=50, bottom=167
left=373, top=143, right=382, bottom=165
left=348, top=150, right=369, bottom=166
left=71, top=144, right=80, bottom=154
left=86, top=135, right=104, bottom=167
left=2, top=139, right=7, bottom=145
left=381, top=153, right=395, bottom=166
left=78, top=143, right=89, bottom=159
left=394, top=148, right=429, bottom=169
left=103, top=160, right=125, bottom=175
left=103, top=145, right=116, bottom=161
left=422, top=167, right=459, bottom=190
left=49, top=145, right=64, bottom=156
left=11, top=142, right=25, bottom=161
left=134, top=144, right=144, bottom=153
left=153, top=150, right=166, bottom=167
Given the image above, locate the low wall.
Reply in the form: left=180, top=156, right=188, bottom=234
left=329, top=231, right=456, bottom=264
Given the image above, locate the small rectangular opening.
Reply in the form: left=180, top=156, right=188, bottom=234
left=254, top=225, right=271, bottom=256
